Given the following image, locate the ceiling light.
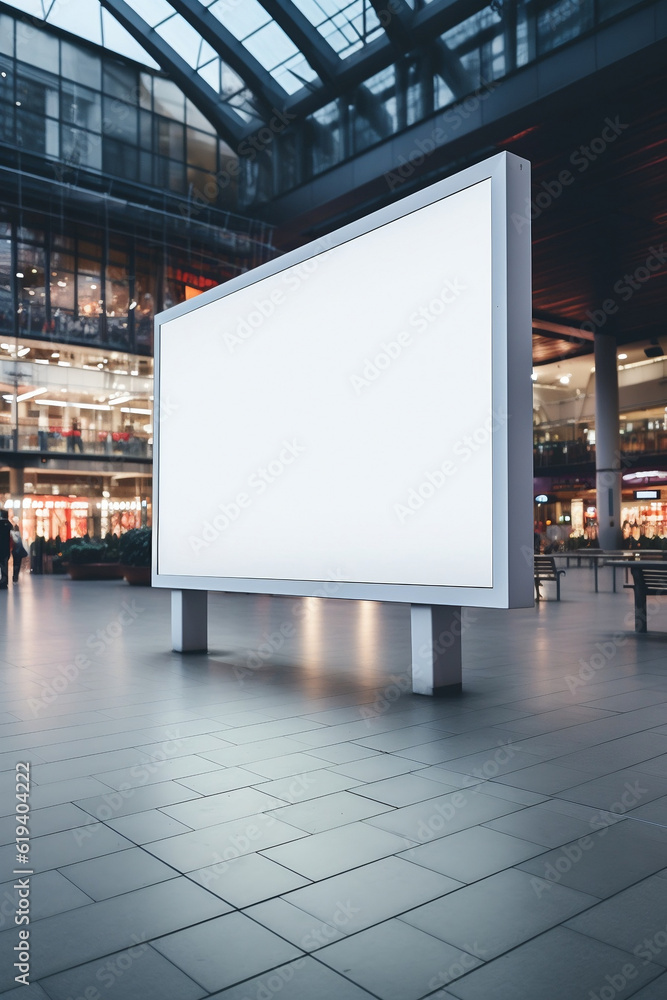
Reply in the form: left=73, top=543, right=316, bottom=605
left=129, top=300, right=137, bottom=310
left=120, top=407, right=151, bottom=415
left=15, top=272, right=24, bottom=278
left=16, top=388, right=47, bottom=402
left=559, top=375, right=570, bottom=385
left=531, top=372, right=537, bottom=381
left=618, top=353, right=627, bottom=360
left=17, top=347, right=29, bottom=357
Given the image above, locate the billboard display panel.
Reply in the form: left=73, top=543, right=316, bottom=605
left=154, top=152, right=532, bottom=608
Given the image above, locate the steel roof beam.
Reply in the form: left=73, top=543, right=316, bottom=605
left=99, top=0, right=259, bottom=147
left=256, top=0, right=340, bottom=87
left=169, top=0, right=286, bottom=112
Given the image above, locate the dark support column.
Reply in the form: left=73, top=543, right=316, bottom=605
left=594, top=332, right=621, bottom=550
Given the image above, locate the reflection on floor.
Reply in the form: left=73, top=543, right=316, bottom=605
left=0, top=570, right=666, bottom=999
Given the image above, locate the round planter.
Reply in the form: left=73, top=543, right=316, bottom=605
left=122, top=565, right=151, bottom=586
left=68, top=563, right=124, bottom=581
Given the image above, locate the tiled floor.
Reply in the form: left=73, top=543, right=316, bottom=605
left=1, top=569, right=667, bottom=998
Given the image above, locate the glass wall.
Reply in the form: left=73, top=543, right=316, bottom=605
left=0, top=207, right=262, bottom=355
left=0, top=16, right=237, bottom=210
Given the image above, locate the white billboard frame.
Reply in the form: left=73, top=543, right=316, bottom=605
left=153, top=151, right=533, bottom=612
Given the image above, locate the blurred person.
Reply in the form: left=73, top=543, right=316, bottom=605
left=0, top=510, right=11, bottom=588
left=621, top=520, right=633, bottom=549
left=10, top=522, right=27, bottom=582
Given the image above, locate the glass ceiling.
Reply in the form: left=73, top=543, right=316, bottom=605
left=0, top=0, right=484, bottom=136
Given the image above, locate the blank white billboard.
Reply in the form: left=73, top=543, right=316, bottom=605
left=154, top=151, right=533, bottom=608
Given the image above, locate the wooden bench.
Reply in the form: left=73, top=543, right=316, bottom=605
left=624, top=564, right=667, bottom=632
left=534, top=556, right=566, bottom=601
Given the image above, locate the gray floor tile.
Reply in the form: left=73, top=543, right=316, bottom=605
left=0, top=879, right=231, bottom=989
left=74, top=781, right=201, bottom=820
left=216, top=718, right=324, bottom=743
left=261, top=821, right=413, bottom=880
left=18, top=803, right=96, bottom=839
left=267, top=789, right=393, bottom=833
left=635, top=754, right=667, bottom=777
left=23, top=778, right=117, bottom=811
left=253, top=768, right=364, bottom=803
left=174, top=767, right=264, bottom=795
left=445, top=926, right=662, bottom=1000
left=625, top=974, right=667, bottom=998
left=161, top=786, right=284, bottom=829
left=330, top=756, right=424, bottom=782
left=39, top=945, right=206, bottom=1000
left=0, top=824, right=134, bottom=873
left=244, top=753, right=332, bottom=780
left=317, top=918, right=482, bottom=1000
left=205, top=956, right=376, bottom=999
left=351, top=726, right=449, bottom=752
left=199, top=738, right=316, bottom=768
left=483, top=798, right=621, bottom=848
left=104, top=809, right=193, bottom=843
left=399, top=825, right=546, bottom=882
left=365, top=788, right=524, bottom=843
left=0, top=871, right=91, bottom=928
left=151, top=912, right=302, bottom=993
left=144, top=813, right=306, bottom=872
left=627, top=795, right=667, bottom=827
left=352, top=772, right=459, bottom=807
left=244, top=898, right=347, bottom=951
left=554, top=769, right=667, bottom=811
left=31, top=748, right=156, bottom=785
left=0, top=985, right=51, bottom=999
left=60, top=846, right=178, bottom=899
left=188, top=852, right=310, bottom=906
left=518, top=819, right=667, bottom=898
left=283, top=856, right=461, bottom=932
left=305, top=744, right=381, bottom=764
left=401, top=867, right=596, bottom=958
left=565, top=875, right=667, bottom=966
left=491, top=761, right=597, bottom=794
left=92, top=755, right=221, bottom=790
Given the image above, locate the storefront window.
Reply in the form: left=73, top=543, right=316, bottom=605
left=17, top=245, right=46, bottom=336
left=0, top=237, right=12, bottom=336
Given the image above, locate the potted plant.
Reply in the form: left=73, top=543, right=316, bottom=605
left=67, top=535, right=123, bottom=580
left=119, top=528, right=152, bottom=585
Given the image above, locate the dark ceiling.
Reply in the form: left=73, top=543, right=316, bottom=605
left=271, top=37, right=667, bottom=365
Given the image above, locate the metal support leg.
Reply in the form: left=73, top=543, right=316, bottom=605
left=410, top=605, right=463, bottom=696
left=172, top=590, right=208, bottom=652
left=594, top=561, right=599, bottom=594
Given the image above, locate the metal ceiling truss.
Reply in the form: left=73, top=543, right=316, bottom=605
left=99, top=0, right=260, bottom=146
left=96, top=0, right=494, bottom=152
left=168, top=0, right=285, bottom=112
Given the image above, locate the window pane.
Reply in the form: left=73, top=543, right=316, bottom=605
left=153, top=77, right=184, bottom=121
left=0, top=237, right=14, bottom=335
left=15, top=24, right=58, bottom=73
left=102, top=138, right=138, bottom=180
left=157, top=118, right=183, bottom=159
left=61, top=41, right=101, bottom=89
left=103, top=97, right=137, bottom=141
left=17, top=245, right=46, bottom=336
left=186, top=127, right=216, bottom=171
left=17, top=66, right=59, bottom=119
left=62, top=82, right=101, bottom=133
left=17, top=110, right=58, bottom=157
left=61, top=127, right=101, bottom=170
left=103, top=60, right=138, bottom=102
left=0, top=14, right=14, bottom=56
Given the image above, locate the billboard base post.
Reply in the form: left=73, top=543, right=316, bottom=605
left=172, top=590, right=208, bottom=652
left=410, top=604, right=463, bottom=695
